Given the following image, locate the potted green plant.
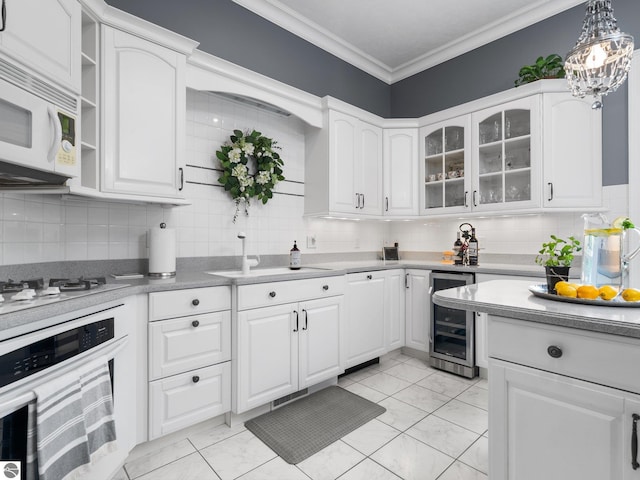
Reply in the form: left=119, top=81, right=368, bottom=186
left=515, top=54, right=566, bottom=87
left=535, top=235, right=581, bottom=293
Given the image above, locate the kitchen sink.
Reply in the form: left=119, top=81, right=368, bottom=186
left=205, top=266, right=331, bottom=278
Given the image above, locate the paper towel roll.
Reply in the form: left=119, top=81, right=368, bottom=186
left=149, top=223, right=176, bottom=277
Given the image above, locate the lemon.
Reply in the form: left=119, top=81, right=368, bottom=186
left=613, top=216, right=635, bottom=230
left=554, top=281, right=571, bottom=290
left=577, top=285, right=599, bottom=300
left=621, top=288, right=640, bottom=302
left=598, top=285, right=618, bottom=301
left=556, top=284, right=577, bottom=298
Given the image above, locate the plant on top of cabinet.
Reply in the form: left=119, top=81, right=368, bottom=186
left=514, top=54, right=566, bottom=86
left=217, top=129, right=284, bottom=222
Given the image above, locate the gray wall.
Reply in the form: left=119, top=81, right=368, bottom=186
left=105, top=0, right=391, bottom=117
left=108, top=0, right=639, bottom=186
left=391, top=0, right=640, bottom=186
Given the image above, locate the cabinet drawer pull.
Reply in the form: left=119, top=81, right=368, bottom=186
left=361, top=194, right=365, bottom=209
left=179, top=167, right=184, bottom=191
left=302, top=309, right=308, bottom=331
left=0, top=0, right=6, bottom=32
left=464, top=191, right=469, bottom=208
left=192, top=299, right=200, bottom=306
left=269, top=291, right=277, bottom=298
left=191, top=320, right=200, bottom=327
left=633, top=414, right=640, bottom=470
left=355, top=193, right=360, bottom=209
left=547, top=345, right=563, bottom=358
left=548, top=182, right=554, bottom=202
left=473, top=190, right=478, bottom=207
left=385, top=196, right=389, bottom=212
left=367, top=274, right=373, bottom=280
left=405, top=273, right=409, bottom=289
left=192, top=375, right=200, bottom=383
left=322, top=285, right=329, bottom=291
left=293, top=310, right=299, bottom=332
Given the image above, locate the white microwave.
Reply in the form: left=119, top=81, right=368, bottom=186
left=0, top=66, right=79, bottom=186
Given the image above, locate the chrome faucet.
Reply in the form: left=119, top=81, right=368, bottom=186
left=238, top=232, right=260, bottom=274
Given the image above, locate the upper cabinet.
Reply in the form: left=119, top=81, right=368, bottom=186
left=420, top=115, right=471, bottom=214
left=305, top=106, right=383, bottom=217
left=419, top=81, right=601, bottom=216
left=0, top=0, right=81, bottom=93
left=470, top=96, right=540, bottom=212
left=383, top=129, right=419, bottom=216
left=101, top=26, right=186, bottom=198
left=542, top=93, right=602, bottom=208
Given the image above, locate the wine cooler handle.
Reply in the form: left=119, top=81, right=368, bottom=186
left=633, top=413, right=640, bottom=470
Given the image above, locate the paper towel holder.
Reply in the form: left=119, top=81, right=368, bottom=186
left=148, top=222, right=177, bottom=278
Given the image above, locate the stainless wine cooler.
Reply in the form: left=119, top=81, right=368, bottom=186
left=429, top=271, right=478, bottom=378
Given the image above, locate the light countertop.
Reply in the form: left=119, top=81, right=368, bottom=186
left=433, top=279, right=640, bottom=338
left=0, top=261, right=546, bottom=336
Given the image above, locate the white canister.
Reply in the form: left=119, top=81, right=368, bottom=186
left=149, top=223, right=176, bottom=277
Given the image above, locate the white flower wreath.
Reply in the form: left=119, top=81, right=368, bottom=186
left=216, top=130, right=284, bottom=222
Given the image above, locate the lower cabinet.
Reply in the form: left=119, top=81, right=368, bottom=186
left=489, top=316, right=640, bottom=479
left=405, top=269, right=431, bottom=352
left=345, top=271, right=386, bottom=368
left=235, top=280, right=344, bottom=414
left=385, top=269, right=406, bottom=351
left=148, top=287, right=231, bottom=439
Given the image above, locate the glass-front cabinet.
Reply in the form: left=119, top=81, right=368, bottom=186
left=471, top=97, right=540, bottom=212
left=420, top=116, right=471, bottom=214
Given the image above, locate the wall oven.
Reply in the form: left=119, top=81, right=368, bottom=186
left=0, top=302, right=134, bottom=480
left=429, top=271, right=478, bottom=378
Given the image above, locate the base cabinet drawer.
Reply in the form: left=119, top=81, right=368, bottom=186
left=489, top=316, right=640, bottom=395
left=149, top=286, right=231, bottom=321
left=149, top=362, right=231, bottom=439
left=149, top=311, right=231, bottom=380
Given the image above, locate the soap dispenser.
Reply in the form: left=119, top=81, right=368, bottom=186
left=290, top=241, right=301, bottom=270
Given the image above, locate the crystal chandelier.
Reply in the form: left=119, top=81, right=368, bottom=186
left=565, top=0, right=634, bottom=109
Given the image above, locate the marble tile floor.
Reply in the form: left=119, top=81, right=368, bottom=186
left=115, top=351, right=489, bottom=480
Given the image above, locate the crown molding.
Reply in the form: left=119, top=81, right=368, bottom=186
left=233, top=0, right=585, bottom=84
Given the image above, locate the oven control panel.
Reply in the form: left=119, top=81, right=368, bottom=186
left=0, top=318, right=114, bottom=388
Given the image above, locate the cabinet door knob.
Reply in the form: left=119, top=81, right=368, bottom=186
left=322, top=285, right=329, bottom=291
left=192, top=320, right=200, bottom=327
left=192, top=299, right=200, bottom=306
left=547, top=345, right=563, bottom=358
left=269, top=291, right=277, bottom=298
left=367, top=274, right=372, bottom=280
left=192, top=375, right=200, bottom=383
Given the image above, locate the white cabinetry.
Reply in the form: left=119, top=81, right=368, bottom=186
left=385, top=269, right=406, bottom=351
left=101, top=26, right=186, bottom=198
left=542, top=93, right=602, bottom=208
left=421, top=116, right=470, bottom=214
left=419, top=80, right=601, bottom=216
left=489, top=316, right=640, bottom=479
left=305, top=106, right=383, bottom=216
left=471, top=96, right=540, bottom=212
left=345, top=271, right=386, bottom=368
left=383, top=129, right=419, bottom=216
left=235, top=276, right=345, bottom=413
left=405, top=269, right=431, bottom=352
left=0, top=0, right=81, bottom=92
left=148, top=286, right=231, bottom=439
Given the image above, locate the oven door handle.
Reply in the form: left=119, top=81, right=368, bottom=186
left=0, top=335, right=128, bottom=417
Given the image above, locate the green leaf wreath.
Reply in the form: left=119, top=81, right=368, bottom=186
left=217, top=129, right=284, bottom=222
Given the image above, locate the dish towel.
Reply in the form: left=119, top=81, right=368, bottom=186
left=26, top=362, right=117, bottom=480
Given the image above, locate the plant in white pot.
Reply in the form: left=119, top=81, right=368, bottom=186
left=535, top=235, right=582, bottom=293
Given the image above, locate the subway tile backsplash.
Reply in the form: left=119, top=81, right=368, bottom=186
left=0, top=89, right=628, bottom=267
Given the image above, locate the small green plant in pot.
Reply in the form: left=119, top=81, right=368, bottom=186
left=536, top=235, right=581, bottom=293
left=515, top=54, right=566, bottom=87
